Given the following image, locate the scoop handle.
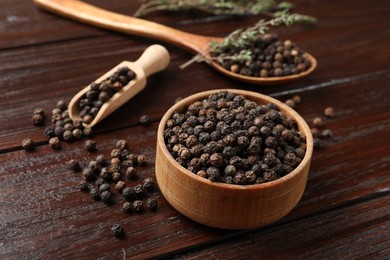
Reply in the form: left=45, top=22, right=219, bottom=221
left=33, top=0, right=212, bottom=53
left=135, top=44, right=170, bottom=77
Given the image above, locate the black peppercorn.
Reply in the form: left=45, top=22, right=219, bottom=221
left=313, top=117, right=323, bottom=128
left=206, top=167, right=221, bottom=182
left=90, top=188, right=100, bottom=200
left=44, top=127, right=55, bottom=139
left=324, top=107, right=335, bottom=118
left=224, top=164, right=237, bottom=177
left=33, top=107, right=45, bottom=116
left=122, top=202, right=133, bottom=213
left=233, top=171, right=246, bottom=185
left=67, top=159, right=81, bottom=171
left=72, top=129, right=83, bottom=139
left=62, top=130, right=73, bottom=142
left=133, top=200, right=144, bottom=213
left=125, top=167, right=137, bottom=180
left=122, top=187, right=135, bottom=201
left=32, top=113, right=45, bottom=126
left=99, top=183, right=110, bottom=192
left=139, top=114, right=151, bottom=126
left=83, top=128, right=93, bottom=137
left=115, top=181, right=126, bottom=193
left=136, top=155, right=147, bottom=166
left=110, top=148, right=121, bottom=158
left=143, top=177, right=155, bottom=192
left=209, top=153, right=224, bottom=167
left=56, top=100, right=67, bottom=110
left=263, top=169, right=278, bottom=182
left=101, top=190, right=111, bottom=203
left=321, top=129, right=333, bottom=139
left=49, top=137, right=61, bottom=150
left=197, top=170, right=208, bottom=178
left=85, top=140, right=97, bottom=152
left=147, top=198, right=158, bottom=211
left=245, top=171, right=257, bottom=184
left=82, top=167, right=95, bottom=181
left=134, top=184, right=145, bottom=198
left=111, top=224, right=124, bottom=238
left=115, top=139, right=128, bottom=151
left=78, top=180, right=89, bottom=192
left=21, top=138, right=35, bottom=151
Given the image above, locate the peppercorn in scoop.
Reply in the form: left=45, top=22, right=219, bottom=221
left=77, top=66, right=136, bottom=125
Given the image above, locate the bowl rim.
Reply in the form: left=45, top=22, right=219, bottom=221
left=157, top=89, right=313, bottom=191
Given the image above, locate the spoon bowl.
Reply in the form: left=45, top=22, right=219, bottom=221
left=34, top=0, right=317, bottom=85
left=68, top=44, right=170, bottom=128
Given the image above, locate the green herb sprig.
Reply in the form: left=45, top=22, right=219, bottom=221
left=135, top=0, right=292, bottom=17
left=180, top=10, right=316, bottom=69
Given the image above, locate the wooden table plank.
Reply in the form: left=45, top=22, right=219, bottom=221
left=171, top=194, right=390, bottom=259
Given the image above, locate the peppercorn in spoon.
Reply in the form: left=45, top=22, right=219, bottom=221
left=34, top=0, right=317, bottom=85
left=68, top=44, right=170, bottom=128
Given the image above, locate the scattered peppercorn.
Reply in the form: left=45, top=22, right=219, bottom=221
left=136, top=155, right=147, bottom=166
left=122, top=187, right=136, bottom=201
left=292, top=95, right=302, bottom=104
left=132, top=200, right=144, bottom=213
left=313, top=117, right=324, bottom=128
left=143, top=177, right=155, bottom=192
left=146, top=198, right=158, bottom=211
left=324, top=107, right=335, bottom=118
left=313, top=137, right=321, bottom=150
left=115, top=181, right=126, bottom=193
left=310, top=128, right=320, bottom=138
left=99, top=183, right=110, bottom=192
left=67, top=159, right=81, bottom=171
left=284, top=99, right=295, bottom=108
left=111, top=224, right=124, bottom=238
left=321, top=129, right=333, bottom=139
left=49, top=137, right=62, bottom=150
left=21, top=138, right=35, bottom=151
left=85, top=140, right=97, bottom=152
left=90, top=188, right=100, bottom=200
left=134, top=184, right=145, bottom=198
left=32, top=113, right=45, bottom=126
left=101, top=190, right=112, bottom=204
left=115, top=139, right=128, bottom=151
left=122, top=202, right=133, bottom=213
left=139, top=114, right=151, bottom=126
left=78, top=180, right=90, bottom=192
left=125, top=167, right=137, bottom=180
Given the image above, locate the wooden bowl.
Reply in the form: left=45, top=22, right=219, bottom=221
left=155, top=89, right=313, bottom=229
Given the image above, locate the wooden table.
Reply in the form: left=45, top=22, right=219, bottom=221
left=1, top=0, right=389, bottom=258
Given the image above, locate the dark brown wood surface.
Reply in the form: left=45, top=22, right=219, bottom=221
left=1, top=0, right=389, bottom=259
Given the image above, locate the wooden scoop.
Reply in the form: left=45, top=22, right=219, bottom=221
left=68, top=44, right=170, bottom=128
left=34, top=0, right=317, bottom=85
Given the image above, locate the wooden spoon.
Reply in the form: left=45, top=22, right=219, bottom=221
left=33, top=0, right=317, bottom=85
left=68, top=44, right=170, bottom=128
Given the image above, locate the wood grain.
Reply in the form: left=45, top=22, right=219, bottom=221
left=0, top=0, right=389, bottom=258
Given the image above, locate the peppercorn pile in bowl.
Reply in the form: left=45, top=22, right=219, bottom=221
left=155, top=89, right=313, bottom=229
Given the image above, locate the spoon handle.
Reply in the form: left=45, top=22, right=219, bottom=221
left=33, top=0, right=212, bottom=53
